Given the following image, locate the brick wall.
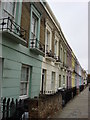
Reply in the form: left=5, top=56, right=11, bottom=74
left=29, top=94, right=62, bottom=118
left=21, top=2, right=30, bottom=46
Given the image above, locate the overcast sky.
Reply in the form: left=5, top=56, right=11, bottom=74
left=47, top=0, right=88, bottom=71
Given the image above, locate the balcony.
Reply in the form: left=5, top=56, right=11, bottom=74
left=0, top=17, right=27, bottom=45
left=67, top=67, right=73, bottom=72
left=45, top=50, right=56, bottom=61
left=63, top=62, right=68, bottom=68
left=30, top=39, right=45, bottom=56
left=54, top=56, right=62, bottom=64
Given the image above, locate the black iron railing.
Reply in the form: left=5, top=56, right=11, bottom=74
left=55, top=56, right=62, bottom=62
left=0, top=17, right=27, bottom=41
left=30, top=38, right=45, bottom=53
left=46, top=50, right=55, bottom=59
left=63, top=62, right=68, bottom=68
left=59, top=87, right=77, bottom=107
left=1, top=97, right=29, bottom=120
left=79, top=85, right=84, bottom=92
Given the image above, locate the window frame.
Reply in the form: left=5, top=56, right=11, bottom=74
left=46, top=30, right=50, bottom=52
left=60, top=45, right=63, bottom=62
left=45, top=19, right=53, bottom=54
left=3, top=2, right=16, bottom=19
left=54, top=40, right=57, bottom=56
left=41, top=69, right=46, bottom=93
left=31, top=13, right=38, bottom=39
left=63, top=75, right=65, bottom=85
left=51, top=72, right=55, bottom=91
left=59, top=75, right=61, bottom=88
left=30, top=4, right=41, bottom=47
left=19, top=65, right=30, bottom=99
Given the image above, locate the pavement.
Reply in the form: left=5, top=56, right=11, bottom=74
left=52, top=86, right=88, bottom=118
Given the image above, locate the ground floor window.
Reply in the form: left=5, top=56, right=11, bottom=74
left=63, top=75, right=65, bottom=85
left=51, top=72, right=55, bottom=91
left=20, top=65, right=30, bottom=98
left=59, top=75, right=61, bottom=87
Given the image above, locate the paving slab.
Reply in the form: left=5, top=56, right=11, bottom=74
left=52, top=87, right=88, bottom=118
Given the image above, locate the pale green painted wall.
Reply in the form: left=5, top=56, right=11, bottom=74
left=1, top=2, right=43, bottom=99
left=1, top=35, right=42, bottom=99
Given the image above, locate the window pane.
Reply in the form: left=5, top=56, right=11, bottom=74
left=59, top=75, right=61, bottom=87
left=46, top=31, right=50, bottom=51
left=31, top=24, right=34, bottom=33
left=3, top=2, right=15, bottom=19
left=31, top=14, right=38, bottom=39
left=20, top=66, right=30, bottom=96
left=63, top=76, right=65, bottom=84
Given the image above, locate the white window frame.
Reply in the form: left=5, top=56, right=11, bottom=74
left=3, top=2, right=16, bottom=19
left=31, top=13, right=38, bottom=39
left=54, top=32, right=59, bottom=56
left=54, top=40, right=57, bottom=56
left=64, top=50, right=66, bottom=64
left=51, top=72, right=55, bottom=91
left=45, top=19, right=53, bottom=54
left=60, top=45, right=63, bottom=62
left=46, top=30, right=50, bottom=52
left=59, top=75, right=61, bottom=88
left=63, top=75, right=65, bottom=85
left=19, top=65, right=30, bottom=99
left=30, top=4, right=41, bottom=48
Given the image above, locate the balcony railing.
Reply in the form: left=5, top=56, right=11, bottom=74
left=63, top=62, right=68, bottom=68
left=0, top=17, right=27, bottom=41
left=55, top=56, right=62, bottom=63
left=46, top=50, right=55, bottom=58
left=30, top=38, right=45, bottom=55
left=45, top=50, right=56, bottom=61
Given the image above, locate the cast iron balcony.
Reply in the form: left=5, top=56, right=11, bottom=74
left=45, top=50, right=56, bottom=61
left=67, top=67, right=73, bottom=73
left=54, top=56, right=62, bottom=64
left=30, top=38, right=45, bottom=56
left=0, top=17, right=27, bottom=45
left=63, top=62, right=68, bottom=68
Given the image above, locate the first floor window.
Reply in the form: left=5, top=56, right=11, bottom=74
left=30, top=4, right=41, bottom=49
left=20, top=65, right=30, bottom=96
left=60, top=47, right=62, bottom=62
left=46, top=30, right=50, bottom=52
left=3, top=2, right=16, bottom=19
left=31, top=13, right=38, bottom=39
left=54, top=40, right=57, bottom=56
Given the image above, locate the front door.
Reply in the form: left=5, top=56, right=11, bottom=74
left=51, top=72, right=55, bottom=92
left=67, top=76, right=68, bottom=89
left=41, top=69, right=46, bottom=94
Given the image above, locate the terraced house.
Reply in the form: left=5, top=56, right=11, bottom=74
left=0, top=0, right=87, bottom=112
left=0, top=1, right=87, bottom=97
left=0, top=2, right=45, bottom=99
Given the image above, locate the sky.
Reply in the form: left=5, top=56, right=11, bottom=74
left=47, top=0, right=88, bottom=71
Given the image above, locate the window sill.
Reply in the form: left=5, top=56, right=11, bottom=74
left=19, top=95, right=28, bottom=100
